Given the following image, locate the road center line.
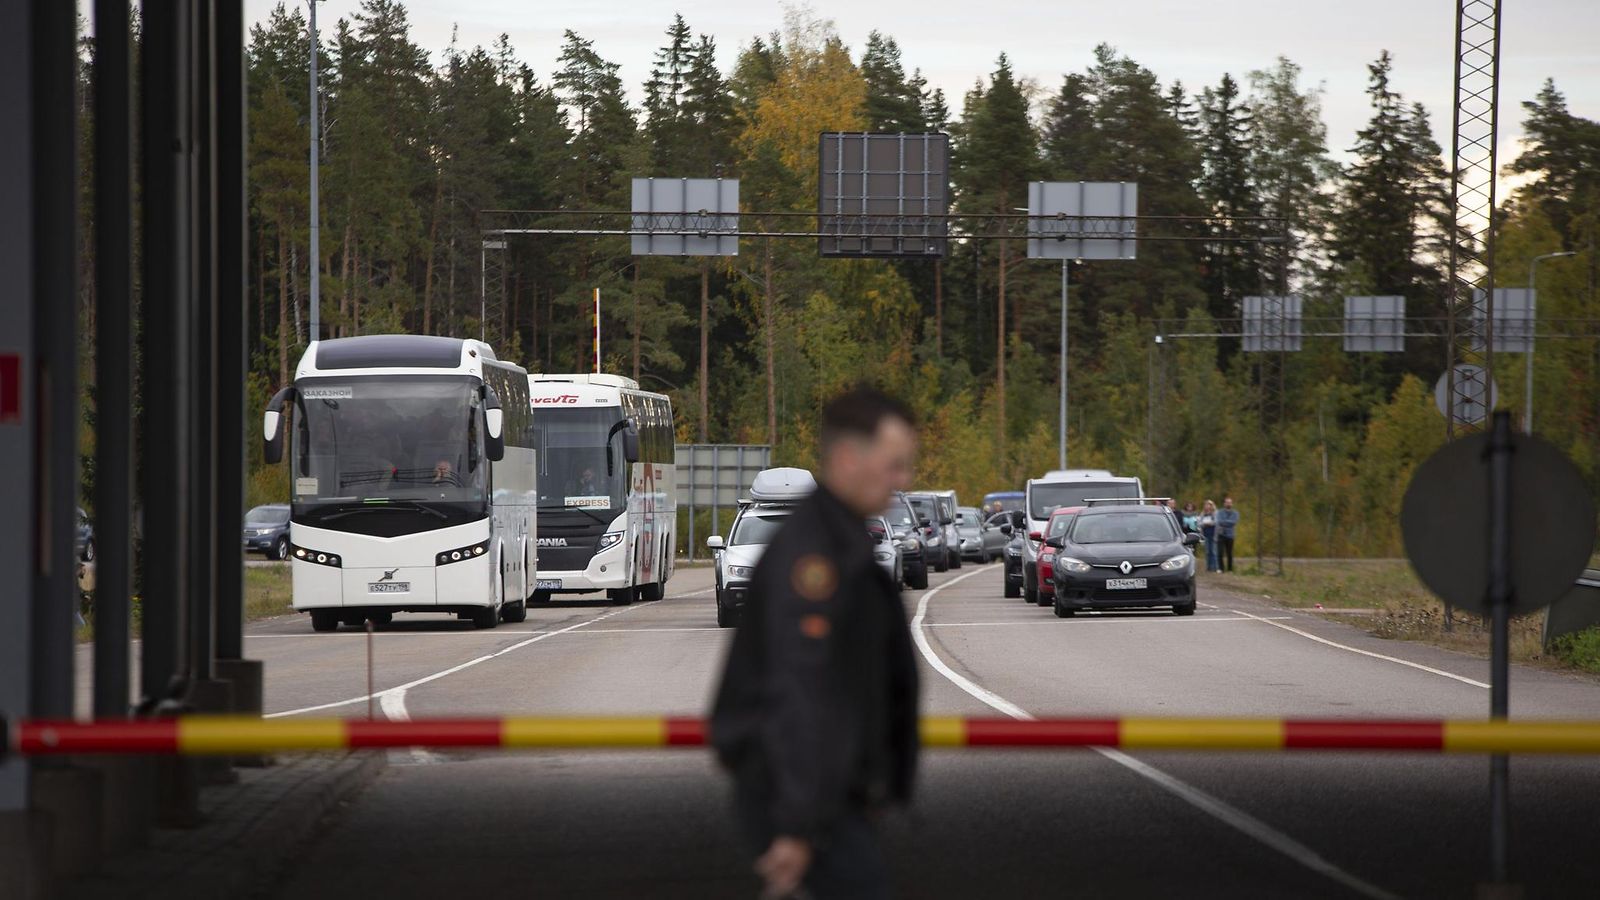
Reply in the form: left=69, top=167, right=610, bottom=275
left=911, top=568, right=1401, bottom=900
left=1228, top=607, right=1490, bottom=689
left=265, top=601, right=652, bottom=719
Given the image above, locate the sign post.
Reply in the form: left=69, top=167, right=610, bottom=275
left=1401, top=411, right=1595, bottom=893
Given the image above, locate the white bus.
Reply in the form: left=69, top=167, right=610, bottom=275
left=527, top=373, right=675, bottom=605
left=261, top=335, right=537, bottom=631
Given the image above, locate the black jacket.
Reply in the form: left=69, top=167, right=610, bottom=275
left=710, top=485, right=920, bottom=842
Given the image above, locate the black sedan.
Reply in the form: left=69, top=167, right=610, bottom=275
left=996, top=511, right=1026, bottom=598
left=1046, top=505, right=1199, bottom=617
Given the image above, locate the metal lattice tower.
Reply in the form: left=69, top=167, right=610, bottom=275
left=480, top=236, right=508, bottom=347
left=1444, top=0, right=1503, bottom=438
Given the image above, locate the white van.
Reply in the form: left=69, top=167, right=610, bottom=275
left=705, top=467, right=816, bottom=628
left=1019, top=470, right=1143, bottom=605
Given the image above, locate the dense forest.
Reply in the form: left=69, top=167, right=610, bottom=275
left=78, top=2, right=1600, bottom=557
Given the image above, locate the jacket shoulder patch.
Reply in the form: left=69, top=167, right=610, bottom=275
left=791, top=554, right=838, bottom=602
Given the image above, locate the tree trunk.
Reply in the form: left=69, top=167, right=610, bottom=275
left=764, top=240, right=776, bottom=449
left=699, top=263, right=709, bottom=442
left=354, top=254, right=367, bottom=335
left=290, top=242, right=303, bottom=344
left=997, top=236, right=1008, bottom=457
left=338, top=219, right=352, bottom=338
left=632, top=261, right=642, bottom=382
left=422, top=177, right=442, bottom=334
left=446, top=234, right=457, bottom=337
left=256, top=218, right=267, bottom=348
left=934, top=257, right=943, bottom=357
left=276, top=227, right=289, bottom=388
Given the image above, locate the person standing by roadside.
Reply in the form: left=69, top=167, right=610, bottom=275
left=711, top=386, right=921, bottom=900
left=1199, top=500, right=1220, bottom=572
left=1215, top=497, right=1240, bottom=572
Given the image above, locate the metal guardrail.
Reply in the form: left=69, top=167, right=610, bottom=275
left=9, top=716, right=1600, bottom=757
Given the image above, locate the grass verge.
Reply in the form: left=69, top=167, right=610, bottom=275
left=76, top=562, right=296, bottom=643
left=1206, top=560, right=1600, bottom=676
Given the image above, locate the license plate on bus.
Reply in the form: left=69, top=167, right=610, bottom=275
left=1105, top=578, right=1147, bottom=590
left=535, top=579, right=563, bottom=591
left=368, top=582, right=410, bottom=594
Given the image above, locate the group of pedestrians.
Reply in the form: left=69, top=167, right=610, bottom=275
left=1166, top=496, right=1240, bottom=572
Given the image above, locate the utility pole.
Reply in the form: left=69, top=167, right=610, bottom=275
left=1059, top=259, right=1069, bottom=470
left=1526, top=251, right=1576, bottom=435
left=307, top=0, right=321, bottom=342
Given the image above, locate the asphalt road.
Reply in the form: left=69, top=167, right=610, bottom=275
left=233, top=563, right=1600, bottom=899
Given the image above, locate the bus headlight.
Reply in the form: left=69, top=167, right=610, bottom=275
left=596, top=531, right=624, bottom=552
left=291, top=544, right=341, bottom=568
left=437, top=542, right=489, bottom=566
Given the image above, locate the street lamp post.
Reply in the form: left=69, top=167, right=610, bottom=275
left=1526, top=251, right=1576, bottom=435
left=307, top=0, right=321, bottom=341
left=1059, top=258, right=1068, bottom=470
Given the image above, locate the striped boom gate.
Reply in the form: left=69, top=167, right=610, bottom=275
left=9, top=716, right=1600, bottom=757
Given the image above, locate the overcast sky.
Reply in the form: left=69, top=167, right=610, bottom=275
left=250, top=0, right=1599, bottom=169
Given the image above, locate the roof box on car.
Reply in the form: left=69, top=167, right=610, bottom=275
left=749, top=467, right=817, bottom=503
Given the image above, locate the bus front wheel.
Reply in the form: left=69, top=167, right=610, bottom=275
left=310, top=610, right=338, bottom=632
left=608, top=587, right=636, bottom=606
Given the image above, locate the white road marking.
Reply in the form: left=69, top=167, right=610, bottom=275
left=911, top=566, right=1402, bottom=900
left=264, top=602, right=650, bottom=719
left=1228, top=608, right=1490, bottom=690
left=247, top=631, right=555, bottom=638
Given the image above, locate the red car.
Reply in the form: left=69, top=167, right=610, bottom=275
left=1031, top=506, right=1084, bottom=606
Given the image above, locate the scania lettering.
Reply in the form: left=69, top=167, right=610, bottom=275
left=528, top=373, right=676, bottom=605
left=261, top=335, right=536, bottom=631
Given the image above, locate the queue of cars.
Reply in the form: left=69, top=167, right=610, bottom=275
left=998, top=468, right=1201, bottom=617
left=704, top=471, right=1010, bottom=626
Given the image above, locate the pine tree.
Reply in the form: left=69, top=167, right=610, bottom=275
left=1040, top=72, right=1095, bottom=178
left=1247, top=56, right=1335, bottom=288
left=1198, top=73, right=1262, bottom=313
left=860, top=32, right=923, bottom=131
left=643, top=15, right=695, bottom=174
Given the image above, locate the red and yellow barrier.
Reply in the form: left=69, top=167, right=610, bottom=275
left=9, top=716, right=1600, bottom=757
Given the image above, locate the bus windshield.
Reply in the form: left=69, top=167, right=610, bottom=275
left=291, top=375, right=487, bottom=523
left=1029, top=482, right=1138, bottom=520
left=533, top=406, right=629, bottom=511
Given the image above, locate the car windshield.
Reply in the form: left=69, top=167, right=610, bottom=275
left=883, top=504, right=916, bottom=530
left=955, top=508, right=982, bottom=528
left=1069, top=513, right=1175, bottom=544
left=245, top=506, right=289, bottom=526
left=1029, top=481, right=1138, bottom=520
left=730, top=512, right=789, bottom=546
left=1047, top=513, right=1076, bottom=538
left=908, top=496, right=939, bottom=523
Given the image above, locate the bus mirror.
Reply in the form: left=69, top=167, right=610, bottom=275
left=262, top=386, right=294, bottom=465
left=482, top=386, right=505, bottom=462
left=622, top=422, right=640, bottom=465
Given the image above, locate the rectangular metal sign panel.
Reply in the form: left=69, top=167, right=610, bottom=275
left=631, top=178, right=739, bottom=257
left=1026, top=181, right=1138, bottom=260
left=1470, top=288, right=1535, bottom=353
left=818, top=132, right=949, bottom=258
left=674, top=444, right=772, bottom=508
left=1344, top=295, right=1406, bottom=352
left=1242, top=295, right=1303, bottom=352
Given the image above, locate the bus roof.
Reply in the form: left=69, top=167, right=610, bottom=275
left=296, top=335, right=513, bottom=380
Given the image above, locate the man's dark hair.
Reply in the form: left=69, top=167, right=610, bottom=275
left=820, top=385, right=915, bottom=449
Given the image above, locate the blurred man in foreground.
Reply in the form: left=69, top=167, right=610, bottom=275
left=711, top=386, right=921, bottom=899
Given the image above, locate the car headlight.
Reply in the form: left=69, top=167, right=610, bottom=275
left=596, top=531, right=624, bottom=552
left=927, top=535, right=942, bottom=546
left=727, top=565, right=754, bottom=579
left=898, top=537, right=919, bottom=551
left=874, top=550, right=893, bottom=562
left=1040, top=551, right=1056, bottom=562
left=1057, top=557, right=1091, bottom=574
left=1161, top=554, right=1193, bottom=572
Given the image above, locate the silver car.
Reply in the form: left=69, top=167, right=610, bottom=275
left=867, top=514, right=902, bottom=584
left=955, top=506, right=1007, bottom=563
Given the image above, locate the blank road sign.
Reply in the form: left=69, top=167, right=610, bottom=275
left=1243, top=295, right=1303, bottom=352
left=818, top=132, right=949, bottom=258
left=1469, top=288, right=1535, bottom=353
left=1344, top=295, right=1406, bottom=352
left=631, top=178, right=740, bottom=257
left=1026, top=181, right=1138, bottom=260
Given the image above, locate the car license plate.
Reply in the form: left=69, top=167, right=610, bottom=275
left=535, top=579, right=563, bottom=591
left=368, top=581, right=410, bottom=594
left=1106, top=578, right=1147, bottom=590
